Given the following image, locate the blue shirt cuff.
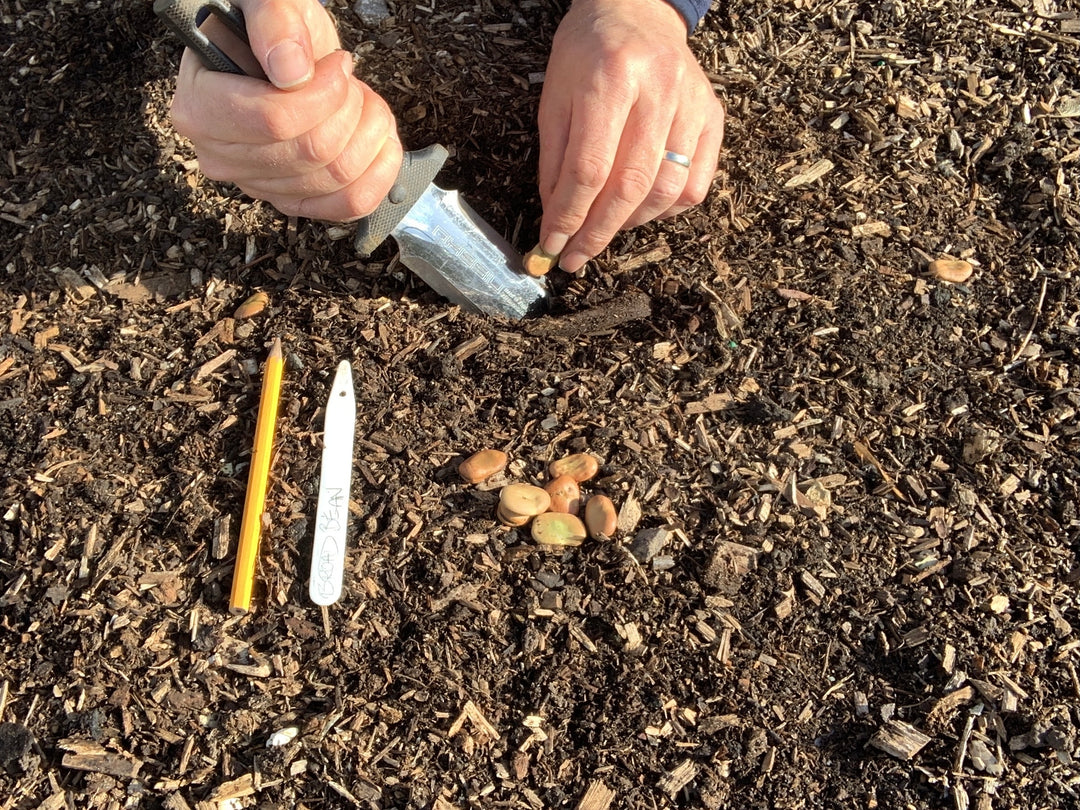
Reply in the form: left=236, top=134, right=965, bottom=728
left=663, top=0, right=712, bottom=31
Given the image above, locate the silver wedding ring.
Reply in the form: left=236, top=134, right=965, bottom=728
left=663, top=150, right=692, bottom=169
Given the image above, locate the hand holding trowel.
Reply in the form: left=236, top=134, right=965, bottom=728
left=155, top=0, right=549, bottom=320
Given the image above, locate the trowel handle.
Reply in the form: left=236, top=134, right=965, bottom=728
left=354, top=145, right=447, bottom=256
left=154, top=0, right=440, bottom=251
left=154, top=0, right=249, bottom=75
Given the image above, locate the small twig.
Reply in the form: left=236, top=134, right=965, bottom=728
left=821, top=672, right=853, bottom=699
left=1004, top=276, right=1048, bottom=371
left=953, top=713, right=975, bottom=774
left=22, top=692, right=38, bottom=726
left=1066, top=662, right=1080, bottom=699
left=619, top=542, right=650, bottom=586
left=321, top=604, right=332, bottom=640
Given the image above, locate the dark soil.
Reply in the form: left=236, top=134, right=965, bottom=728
left=1, top=0, right=1079, bottom=808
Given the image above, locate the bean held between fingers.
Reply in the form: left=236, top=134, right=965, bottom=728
left=523, top=244, right=560, bottom=277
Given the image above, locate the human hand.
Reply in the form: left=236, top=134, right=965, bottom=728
left=536, top=0, right=725, bottom=272
left=169, top=0, right=402, bottom=222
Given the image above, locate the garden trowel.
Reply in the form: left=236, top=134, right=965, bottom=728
left=155, top=0, right=549, bottom=320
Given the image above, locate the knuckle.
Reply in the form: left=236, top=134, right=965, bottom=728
left=547, top=214, right=584, bottom=240
left=343, top=148, right=402, bottom=218
left=649, top=173, right=684, bottom=205
left=384, top=136, right=404, bottom=169
left=682, top=177, right=711, bottom=206
left=355, top=110, right=393, bottom=159
left=299, top=126, right=344, bottom=168
left=548, top=212, right=587, bottom=241
left=609, top=165, right=654, bottom=206
left=361, top=98, right=390, bottom=136
left=363, top=85, right=392, bottom=120
left=592, top=44, right=628, bottom=78
left=577, top=227, right=615, bottom=258
left=169, top=100, right=196, bottom=141
left=323, top=148, right=364, bottom=189
left=566, top=151, right=611, bottom=191
left=260, top=117, right=296, bottom=145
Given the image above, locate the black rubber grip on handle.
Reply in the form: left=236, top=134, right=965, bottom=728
left=153, top=0, right=249, bottom=75
left=354, top=145, right=448, bottom=257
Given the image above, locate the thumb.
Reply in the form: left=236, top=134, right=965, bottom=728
left=242, top=0, right=316, bottom=89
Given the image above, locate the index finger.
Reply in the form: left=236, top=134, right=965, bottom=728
left=538, top=87, right=633, bottom=257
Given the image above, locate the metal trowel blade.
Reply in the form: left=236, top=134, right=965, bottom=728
left=391, top=184, right=549, bottom=320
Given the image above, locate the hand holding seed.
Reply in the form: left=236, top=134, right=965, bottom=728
left=536, top=0, right=725, bottom=273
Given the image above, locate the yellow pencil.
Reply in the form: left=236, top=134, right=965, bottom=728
left=230, top=337, right=284, bottom=614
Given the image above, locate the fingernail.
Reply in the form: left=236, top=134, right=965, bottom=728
left=559, top=251, right=588, bottom=273
left=266, top=40, right=313, bottom=89
left=340, top=50, right=355, bottom=78
left=542, top=232, right=569, bottom=256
